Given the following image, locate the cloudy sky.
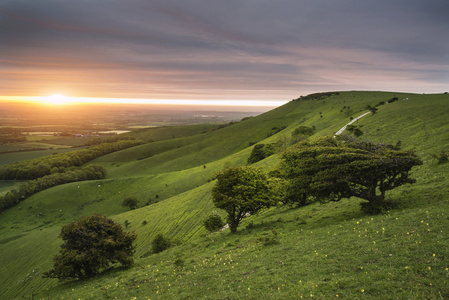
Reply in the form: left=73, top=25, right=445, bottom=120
left=1, top=0, right=448, bottom=106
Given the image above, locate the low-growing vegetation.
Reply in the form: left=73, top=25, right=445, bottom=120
left=247, top=143, right=277, bottom=164
left=121, top=196, right=139, bottom=210
left=150, top=233, right=171, bottom=254
left=203, top=213, right=224, bottom=232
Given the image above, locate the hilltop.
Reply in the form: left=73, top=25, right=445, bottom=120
left=1, top=91, right=448, bottom=299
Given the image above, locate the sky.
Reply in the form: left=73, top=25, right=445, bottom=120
left=1, top=0, right=448, bottom=107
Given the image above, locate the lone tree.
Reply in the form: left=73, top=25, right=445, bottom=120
left=43, top=214, right=136, bottom=280
left=281, top=136, right=422, bottom=213
left=212, top=166, right=281, bottom=233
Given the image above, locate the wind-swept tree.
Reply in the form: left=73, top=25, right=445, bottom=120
left=280, top=136, right=423, bottom=213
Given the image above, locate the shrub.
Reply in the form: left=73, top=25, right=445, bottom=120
left=203, top=213, right=224, bottom=232
left=387, top=96, right=399, bottom=103
left=346, top=125, right=364, bottom=137
left=122, top=197, right=139, bottom=210
left=256, top=230, right=279, bottom=246
left=368, top=106, right=378, bottom=114
left=247, top=143, right=277, bottom=164
left=43, top=214, right=136, bottom=280
left=151, top=233, right=171, bottom=254
left=292, top=125, right=315, bottom=137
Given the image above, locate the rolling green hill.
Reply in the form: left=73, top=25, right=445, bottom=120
left=1, top=91, right=448, bottom=299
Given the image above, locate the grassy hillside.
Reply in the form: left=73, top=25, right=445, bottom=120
left=1, top=91, right=448, bottom=299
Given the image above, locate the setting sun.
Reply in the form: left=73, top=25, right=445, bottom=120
left=44, top=94, right=69, bottom=105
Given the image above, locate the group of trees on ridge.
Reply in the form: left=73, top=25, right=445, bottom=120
left=0, top=165, right=107, bottom=212
left=0, top=137, right=143, bottom=212
left=0, top=138, right=142, bottom=180
left=214, top=135, right=423, bottom=233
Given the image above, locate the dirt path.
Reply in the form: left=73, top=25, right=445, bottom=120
left=334, top=111, right=371, bottom=136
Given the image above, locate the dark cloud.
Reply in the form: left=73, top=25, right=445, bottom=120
left=1, top=0, right=448, bottom=101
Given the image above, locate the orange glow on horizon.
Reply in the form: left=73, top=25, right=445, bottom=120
left=0, top=95, right=285, bottom=108
left=43, top=94, right=70, bottom=105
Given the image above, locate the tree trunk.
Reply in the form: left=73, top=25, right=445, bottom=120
left=229, top=221, right=239, bottom=233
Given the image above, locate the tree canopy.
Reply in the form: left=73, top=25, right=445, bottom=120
left=280, top=136, right=423, bottom=212
left=212, top=166, right=282, bottom=233
left=43, top=214, right=136, bottom=280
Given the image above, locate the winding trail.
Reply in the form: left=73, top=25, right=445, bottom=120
left=334, top=111, right=371, bottom=136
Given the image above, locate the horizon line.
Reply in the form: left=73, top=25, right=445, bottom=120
left=0, top=96, right=287, bottom=108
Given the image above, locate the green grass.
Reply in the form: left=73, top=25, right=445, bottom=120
left=1, top=91, right=449, bottom=299
left=0, top=147, right=85, bottom=167
left=125, top=123, right=220, bottom=142
left=0, top=141, right=71, bottom=152
left=0, top=181, right=21, bottom=196
left=33, top=198, right=449, bottom=299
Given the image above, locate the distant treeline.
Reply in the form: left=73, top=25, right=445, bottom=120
left=83, top=135, right=137, bottom=146
left=0, top=165, right=106, bottom=212
left=293, top=92, right=340, bottom=102
left=0, top=138, right=143, bottom=180
left=0, top=135, right=27, bottom=144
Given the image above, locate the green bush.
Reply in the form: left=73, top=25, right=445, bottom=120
left=346, top=124, right=364, bottom=137
left=122, top=197, right=139, bottom=210
left=292, top=125, right=315, bottom=137
left=151, top=233, right=171, bottom=254
left=203, top=213, right=224, bottom=232
left=256, top=230, right=280, bottom=246
left=247, top=143, right=277, bottom=164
